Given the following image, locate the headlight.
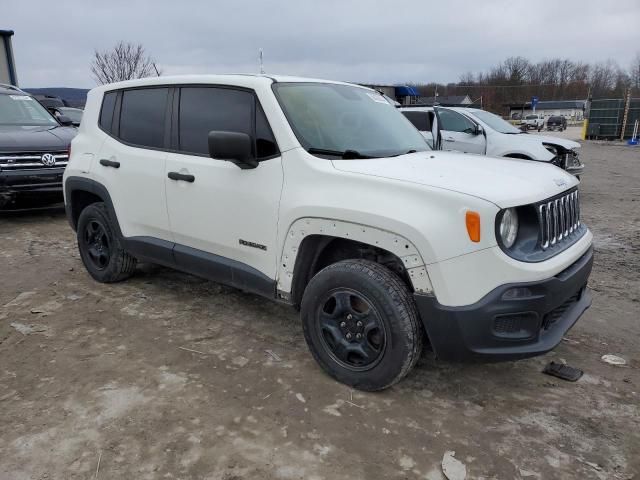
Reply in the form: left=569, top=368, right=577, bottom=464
left=499, top=208, right=519, bottom=248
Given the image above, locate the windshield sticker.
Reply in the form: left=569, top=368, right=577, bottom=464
left=366, top=92, right=391, bottom=104
left=9, top=95, right=33, bottom=101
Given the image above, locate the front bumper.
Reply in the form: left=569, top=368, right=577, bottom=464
left=1, top=168, right=64, bottom=205
left=414, top=246, right=593, bottom=362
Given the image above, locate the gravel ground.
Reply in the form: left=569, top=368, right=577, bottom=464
left=0, top=141, right=638, bottom=480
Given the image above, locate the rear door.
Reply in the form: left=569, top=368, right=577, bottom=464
left=164, top=85, right=283, bottom=282
left=436, top=108, right=486, bottom=154
left=94, top=87, right=173, bottom=242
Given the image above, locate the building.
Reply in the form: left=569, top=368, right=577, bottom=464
left=358, top=84, right=420, bottom=105
left=415, top=95, right=473, bottom=106
left=506, top=100, right=586, bottom=121
left=1, top=29, right=18, bottom=86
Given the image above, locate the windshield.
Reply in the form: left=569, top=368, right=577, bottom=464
left=273, top=83, right=430, bottom=158
left=470, top=109, right=522, bottom=134
left=0, top=94, right=59, bottom=126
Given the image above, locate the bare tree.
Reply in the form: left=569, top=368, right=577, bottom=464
left=631, top=52, right=640, bottom=90
left=91, top=41, right=161, bottom=85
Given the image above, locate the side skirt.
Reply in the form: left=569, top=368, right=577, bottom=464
left=123, top=236, right=278, bottom=300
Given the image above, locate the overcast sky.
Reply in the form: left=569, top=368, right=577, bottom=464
left=4, top=0, right=639, bottom=88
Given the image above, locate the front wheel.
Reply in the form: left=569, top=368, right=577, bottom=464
left=301, top=260, right=423, bottom=391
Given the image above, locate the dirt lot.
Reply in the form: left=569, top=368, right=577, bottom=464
left=1, top=142, right=639, bottom=480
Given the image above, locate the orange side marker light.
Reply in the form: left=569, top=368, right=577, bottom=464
left=466, top=211, right=481, bottom=242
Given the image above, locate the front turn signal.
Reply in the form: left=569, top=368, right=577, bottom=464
left=465, top=211, right=481, bottom=242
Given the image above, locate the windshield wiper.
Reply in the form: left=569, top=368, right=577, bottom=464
left=307, top=147, right=376, bottom=159
left=389, top=149, right=418, bottom=157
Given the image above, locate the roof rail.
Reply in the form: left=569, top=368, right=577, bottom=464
left=0, top=83, right=25, bottom=93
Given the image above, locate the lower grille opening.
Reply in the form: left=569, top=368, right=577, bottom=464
left=541, top=288, right=584, bottom=330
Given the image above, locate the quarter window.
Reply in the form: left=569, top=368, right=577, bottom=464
left=99, top=91, right=117, bottom=133
left=119, top=88, right=168, bottom=148
left=438, top=109, right=476, bottom=134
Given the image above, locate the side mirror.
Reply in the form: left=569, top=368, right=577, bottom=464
left=57, top=115, right=73, bottom=127
left=474, top=124, right=484, bottom=135
left=208, top=131, right=258, bottom=169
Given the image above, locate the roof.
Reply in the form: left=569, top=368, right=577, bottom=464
left=0, top=30, right=15, bottom=37
left=94, top=74, right=372, bottom=94
left=506, top=100, right=586, bottom=110
left=0, top=83, right=25, bottom=95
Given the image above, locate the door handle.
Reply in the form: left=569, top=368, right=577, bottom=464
left=99, top=159, right=120, bottom=168
left=444, top=137, right=455, bottom=142
left=168, top=171, right=195, bottom=183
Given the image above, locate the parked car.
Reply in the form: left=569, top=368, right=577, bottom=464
left=52, top=107, right=83, bottom=127
left=400, top=106, right=584, bottom=176
left=522, top=114, right=544, bottom=131
left=33, top=94, right=66, bottom=110
left=0, top=84, right=76, bottom=209
left=64, top=75, right=593, bottom=391
left=547, top=115, right=567, bottom=131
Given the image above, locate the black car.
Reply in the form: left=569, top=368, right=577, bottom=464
left=546, top=115, right=567, bottom=131
left=0, top=84, right=76, bottom=208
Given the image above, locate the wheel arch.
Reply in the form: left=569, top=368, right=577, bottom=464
left=279, top=218, right=433, bottom=305
left=64, top=176, right=122, bottom=237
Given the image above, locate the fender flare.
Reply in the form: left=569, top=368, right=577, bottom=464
left=64, top=176, right=122, bottom=237
left=277, top=217, right=433, bottom=296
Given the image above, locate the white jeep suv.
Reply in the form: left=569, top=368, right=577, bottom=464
left=64, top=75, right=593, bottom=390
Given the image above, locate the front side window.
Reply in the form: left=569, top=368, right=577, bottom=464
left=119, top=88, right=168, bottom=148
left=437, top=109, right=476, bottom=134
left=273, top=83, right=429, bottom=158
left=178, top=87, right=278, bottom=159
left=0, top=94, right=59, bottom=126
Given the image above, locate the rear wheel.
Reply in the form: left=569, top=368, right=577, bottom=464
left=301, top=260, right=423, bottom=391
left=77, top=202, right=136, bottom=282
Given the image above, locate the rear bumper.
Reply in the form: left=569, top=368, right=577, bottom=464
left=414, top=247, right=593, bottom=362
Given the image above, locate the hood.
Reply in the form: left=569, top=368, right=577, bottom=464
left=331, top=151, right=578, bottom=208
left=507, top=132, right=580, bottom=151
left=0, top=125, right=77, bottom=153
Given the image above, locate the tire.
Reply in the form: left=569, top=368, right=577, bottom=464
left=300, top=259, right=423, bottom=391
left=76, top=202, right=137, bottom=283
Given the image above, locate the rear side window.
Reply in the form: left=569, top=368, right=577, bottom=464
left=178, top=87, right=278, bottom=160
left=119, top=88, right=168, bottom=148
left=99, top=91, right=117, bottom=133
left=402, top=111, right=430, bottom=131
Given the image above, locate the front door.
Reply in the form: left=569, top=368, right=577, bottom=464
left=436, top=108, right=486, bottom=154
left=164, top=86, right=283, bottom=281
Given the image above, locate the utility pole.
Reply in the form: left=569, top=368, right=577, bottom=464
left=621, top=88, right=632, bottom=140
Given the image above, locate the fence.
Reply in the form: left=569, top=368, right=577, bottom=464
left=586, top=96, right=640, bottom=140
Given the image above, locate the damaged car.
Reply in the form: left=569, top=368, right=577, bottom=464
left=400, top=106, right=584, bottom=177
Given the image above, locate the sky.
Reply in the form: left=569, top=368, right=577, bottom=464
left=4, top=0, right=639, bottom=88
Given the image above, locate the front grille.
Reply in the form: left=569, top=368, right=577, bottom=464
left=0, top=152, right=68, bottom=170
left=538, top=189, right=580, bottom=250
left=541, top=288, right=583, bottom=330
